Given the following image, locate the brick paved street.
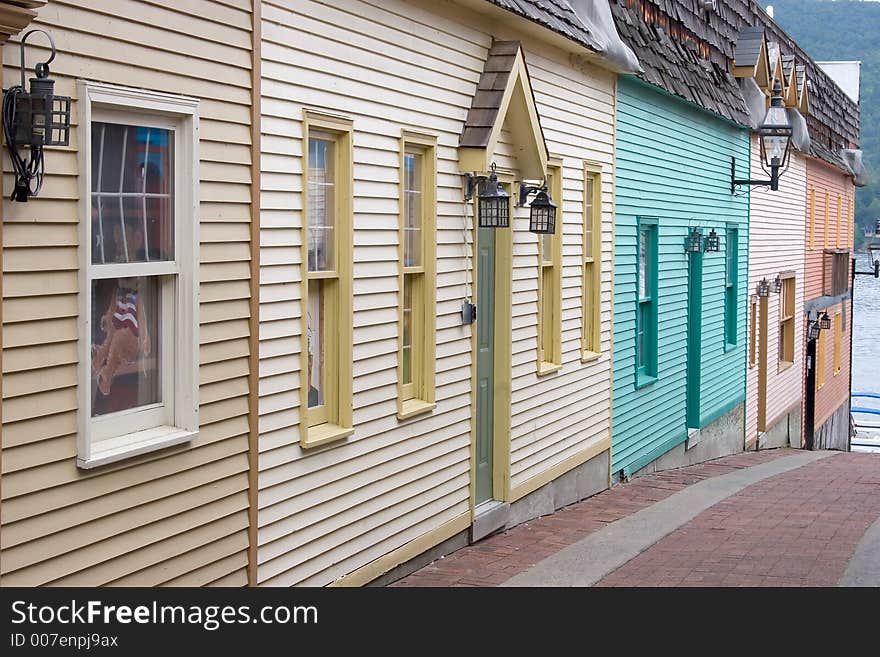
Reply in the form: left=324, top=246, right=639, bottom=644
left=390, top=449, right=880, bottom=587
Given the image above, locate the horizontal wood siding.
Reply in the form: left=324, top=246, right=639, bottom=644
left=813, top=300, right=851, bottom=428
left=256, top=0, right=613, bottom=586
left=1, top=0, right=253, bottom=585
left=745, top=145, right=806, bottom=441
left=612, top=76, right=750, bottom=475
left=508, top=49, right=615, bottom=489
left=805, top=154, right=854, bottom=430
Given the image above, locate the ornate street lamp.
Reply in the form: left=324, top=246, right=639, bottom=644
left=731, top=80, right=793, bottom=193
left=756, top=277, right=771, bottom=297
left=519, top=182, right=557, bottom=234
left=772, top=275, right=783, bottom=294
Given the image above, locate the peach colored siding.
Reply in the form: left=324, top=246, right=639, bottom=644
left=804, top=158, right=854, bottom=431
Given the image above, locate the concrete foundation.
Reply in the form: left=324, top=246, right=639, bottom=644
left=366, top=530, right=469, bottom=587
left=506, top=450, right=609, bottom=529
left=814, top=401, right=851, bottom=451
left=759, top=401, right=803, bottom=450
left=634, top=402, right=745, bottom=477
left=375, top=450, right=610, bottom=585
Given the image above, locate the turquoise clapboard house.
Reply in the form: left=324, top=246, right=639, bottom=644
left=609, top=1, right=753, bottom=478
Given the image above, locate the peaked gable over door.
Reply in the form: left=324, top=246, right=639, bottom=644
left=459, top=40, right=548, bottom=179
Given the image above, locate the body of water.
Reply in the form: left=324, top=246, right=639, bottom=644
left=852, top=251, right=880, bottom=452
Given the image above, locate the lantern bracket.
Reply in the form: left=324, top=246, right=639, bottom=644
left=730, top=156, right=778, bottom=195
left=518, top=181, right=546, bottom=207
left=18, top=29, right=57, bottom=90
left=462, top=171, right=486, bottom=202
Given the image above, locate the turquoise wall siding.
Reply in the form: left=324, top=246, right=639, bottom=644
left=612, top=76, right=750, bottom=476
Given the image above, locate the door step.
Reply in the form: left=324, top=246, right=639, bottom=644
left=471, top=500, right=510, bottom=542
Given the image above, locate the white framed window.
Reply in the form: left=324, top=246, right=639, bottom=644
left=76, top=81, right=199, bottom=469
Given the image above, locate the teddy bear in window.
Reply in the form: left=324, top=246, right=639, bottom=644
left=91, top=280, right=152, bottom=397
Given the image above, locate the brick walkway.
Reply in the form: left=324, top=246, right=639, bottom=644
left=391, top=449, right=795, bottom=587
left=595, top=452, right=880, bottom=586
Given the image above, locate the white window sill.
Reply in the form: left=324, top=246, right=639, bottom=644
left=78, top=425, right=197, bottom=470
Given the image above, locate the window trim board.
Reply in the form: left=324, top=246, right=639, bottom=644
left=300, top=109, right=354, bottom=446
left=76, top=80, right=200, bottom=469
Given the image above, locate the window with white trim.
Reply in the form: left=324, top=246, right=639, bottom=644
left=77, top=82, right=199, bottom=469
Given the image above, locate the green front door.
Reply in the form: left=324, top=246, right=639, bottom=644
left=686, top=250, right=703, bottom=427
left=475, top=227, right=496, bottom=504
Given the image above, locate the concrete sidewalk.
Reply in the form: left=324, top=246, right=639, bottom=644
left=389, top=448, right=880, bottom=587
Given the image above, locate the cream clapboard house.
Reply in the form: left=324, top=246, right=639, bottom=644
left=1, top=0, right=631, bottom=587
left=255, top=0, right=632, bottom=586
left=1, top=0, right=257, bottom=585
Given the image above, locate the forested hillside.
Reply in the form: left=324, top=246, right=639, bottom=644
left=763, top=0, right=879, bottom=249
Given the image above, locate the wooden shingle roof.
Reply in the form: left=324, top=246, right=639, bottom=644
left=610, top=0, right=751, bottom=126
left=734, top=26, right=764, bottom=68
left=460, top=41, right=522, bottom=149
left=484, top=0, right=602, bottom=52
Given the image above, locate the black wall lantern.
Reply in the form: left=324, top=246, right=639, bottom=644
left=2, top=29, right=70, bottom=202
left=519, top=182, right=557, bottom=234
left=756, top=277, right=771, bottom=297
left=807, top=319, right=821, bottom=341
left=464, top=162, right=510, bottom=228
left=685, top=227, right=703, bottom=253
left=730, top=80, right=793, bottom=194
left=772, top=275, right=783, bottom=294
left=818, top=311, right=832, bottom=330
left=705, top=228, right=720, bottom=252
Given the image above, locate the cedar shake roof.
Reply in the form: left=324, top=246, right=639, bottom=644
left=610, top=0, right=751, bottom=126
left=605, top=0, right=858, bottom=173
left=460, top=41, right=522, bottom=150
left=734, top=26, right=764, bottom=68
left=484, top=0, right=603, bottom=52
left=751, top=5, right=860, bottom=168
left=782, top=54, right=795, bottom=81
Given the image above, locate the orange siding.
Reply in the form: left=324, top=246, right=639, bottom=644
left=804, top=158, right=854, bottom=431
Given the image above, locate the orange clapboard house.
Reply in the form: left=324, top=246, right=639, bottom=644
left=800, top=60, right=861, bottom=450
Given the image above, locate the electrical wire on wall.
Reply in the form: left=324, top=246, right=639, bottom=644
left=3, top=83, right=45, bottom=201
left=2, top=29, right=71, bottom=203
left=457, top=195, right=475, bottom=319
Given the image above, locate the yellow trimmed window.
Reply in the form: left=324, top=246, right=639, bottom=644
left=398, top=132, right=437, bottom=418
left=537, top=161, right=563, bottom=372
left=302, top=112, right=353, bottom=448
left=749, top=298, right=757, bottom=368
left=816, top=327, right=827, bottom=390
left=778, top=275, right=795, bottom=365
left=582, top=164, right=601, bottom=359
left=833, top=311, right=842, bottom=375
